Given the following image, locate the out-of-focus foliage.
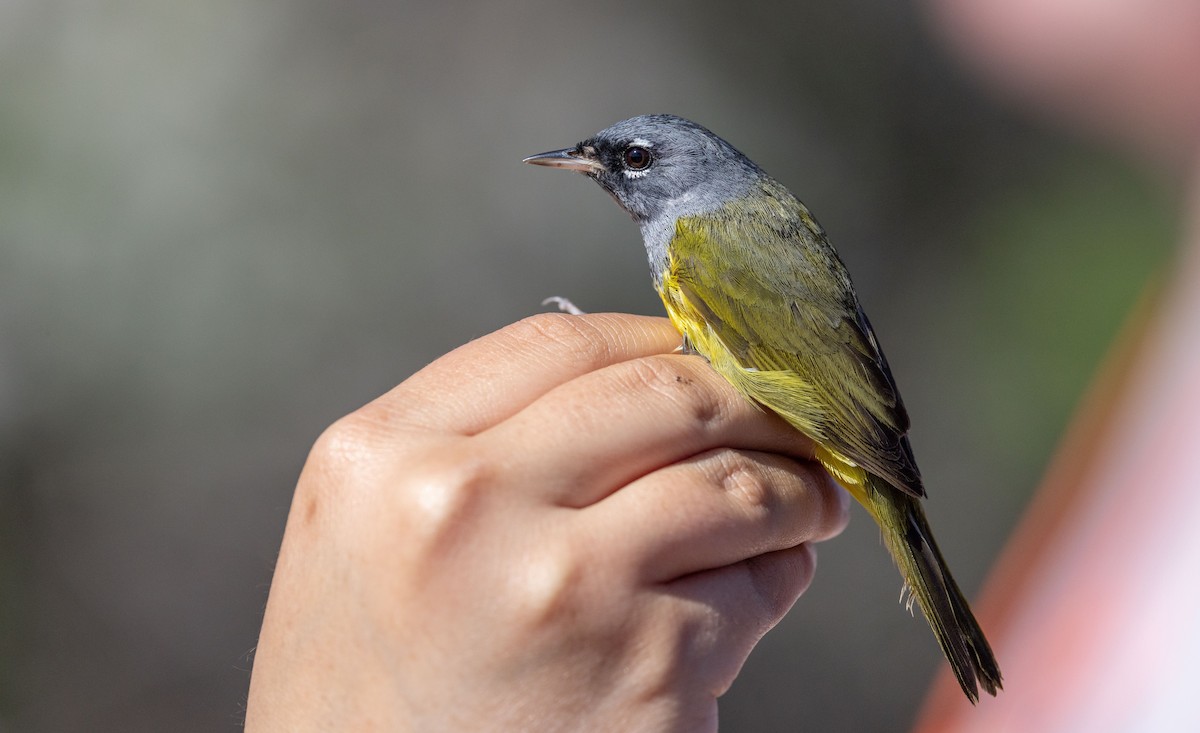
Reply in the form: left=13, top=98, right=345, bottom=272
left=0, top=1, right=1173, bottom=731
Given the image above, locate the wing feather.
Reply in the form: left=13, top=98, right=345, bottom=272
left=667, top=184, right=924, bottom=497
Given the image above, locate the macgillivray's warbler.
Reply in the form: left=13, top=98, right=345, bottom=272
left=524, top=114, right=1002, bottom=702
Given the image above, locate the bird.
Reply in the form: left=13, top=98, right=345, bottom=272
left=524, top=114, right=1002, bottom=702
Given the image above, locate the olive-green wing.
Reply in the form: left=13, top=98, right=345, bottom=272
left=670, top=194, right=923, bottom=497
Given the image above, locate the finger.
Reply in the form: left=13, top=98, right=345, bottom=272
left=646, top=543, right=818, bottom=698
left=598, top=448, right=848, bottom=582
left=484, top=353, right=817, bottom=506
left=376, top=313, right=683, bottom=435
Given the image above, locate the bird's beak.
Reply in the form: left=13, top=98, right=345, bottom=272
left=522, top=147, right=605, bottom=173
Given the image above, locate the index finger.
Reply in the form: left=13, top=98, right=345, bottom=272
left=377, top=313, right=683, bottom=435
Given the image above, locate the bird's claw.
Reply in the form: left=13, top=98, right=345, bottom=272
left=542, top=296, right=587, bottom=316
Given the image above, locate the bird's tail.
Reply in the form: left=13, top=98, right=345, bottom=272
left=867, top=473, right=1003, bottom=703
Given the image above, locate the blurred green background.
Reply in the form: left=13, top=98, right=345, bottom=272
left=0, top=1, right=1175, bottom=731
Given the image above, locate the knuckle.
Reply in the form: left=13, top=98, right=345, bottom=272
left=622, top=356, right=727, bottom=429
left=709, top=451, right=854, bottom=542
left=305, top=414, right=383, bottom=487
left=294, top=413, right=391, bottom=530
left=712, top=450, right=776, bottom=515
left=501, top=313, right=611, bottom=369
left=396, top=443, right=491, bottom=538
left=704, top=452, right=850, bottom=542
left=304, top=416, right=496, bottom=550
left=510, top=543, right=587, bottom=628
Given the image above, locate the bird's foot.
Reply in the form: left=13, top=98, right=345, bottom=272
left=542, top=296, right=587, bottom=316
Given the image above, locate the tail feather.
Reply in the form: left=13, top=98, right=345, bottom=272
left=869, top=474, right=1002, bottom=702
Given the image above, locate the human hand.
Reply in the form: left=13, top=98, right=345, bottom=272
left=244, top=313, right=848, bottom=733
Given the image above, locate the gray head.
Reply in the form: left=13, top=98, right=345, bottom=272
left=523, top=114, right=766, bottom=224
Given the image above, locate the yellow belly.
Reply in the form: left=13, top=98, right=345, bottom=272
left=658, top=269, right=877, bottom=517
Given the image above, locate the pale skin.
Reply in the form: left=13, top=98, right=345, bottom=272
left=245, top=313, right=849, bottom=733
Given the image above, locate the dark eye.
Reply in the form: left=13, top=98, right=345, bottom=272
left=623, top=146, right=652, bottom=171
